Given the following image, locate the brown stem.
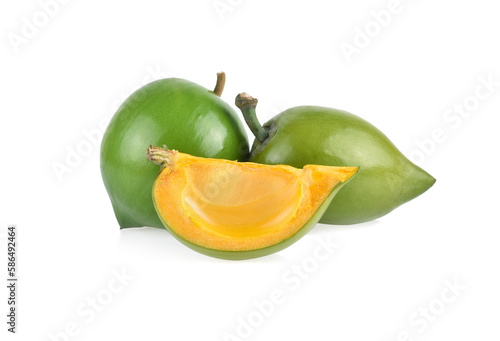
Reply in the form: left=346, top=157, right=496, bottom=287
left=213, top=72, right=226, bottom=97
left=147, top=145, right=177, bottom=169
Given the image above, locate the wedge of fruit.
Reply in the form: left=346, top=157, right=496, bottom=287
left=146, top=146, right=358, bottom=260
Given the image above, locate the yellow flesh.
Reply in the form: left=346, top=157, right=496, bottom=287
left=153, top=152, right=357, bottom=251
left=182, top=163, right=302, bottom=237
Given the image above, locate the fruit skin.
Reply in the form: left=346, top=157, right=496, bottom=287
left=100, top=77, right=249, bottom=229
left=147, top=146, right=358, bottom=260
left=246, top=105, right=435, bottom=225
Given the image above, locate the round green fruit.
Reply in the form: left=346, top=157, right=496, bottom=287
left=101, top=73, right=249, bottom=229
left=235, top=92, right=435, bottom=225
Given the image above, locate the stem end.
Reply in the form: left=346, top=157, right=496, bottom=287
left=213, top=72, right=226, bottom=97
left=235, top=92, right=258, bottom=109
left=147, top=145, right=177, bottom=167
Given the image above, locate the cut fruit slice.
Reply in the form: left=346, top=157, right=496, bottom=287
left=147, top=146, right=358, bottom=260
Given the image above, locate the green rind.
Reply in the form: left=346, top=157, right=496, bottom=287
left=153, top=169, right=358, bottom=260
left=100, top=78, right=249, bottom=229
left=249, top=106, right=435, bottom=225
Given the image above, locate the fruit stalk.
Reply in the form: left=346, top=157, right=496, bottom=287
left=235, top=92, right=269, bottom=143
left=213, top=72, right=226, bottom=97
left=147, top=145, right=177, bottom=169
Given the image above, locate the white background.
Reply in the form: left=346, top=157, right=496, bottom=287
left=1, top=0, right=499, bottom=340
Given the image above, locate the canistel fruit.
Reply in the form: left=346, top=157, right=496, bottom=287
left=235, top=92, right=435, bottom=225
left=147, top=145, right=358, bottom=260
left=100, top=73, right=249, bottom=229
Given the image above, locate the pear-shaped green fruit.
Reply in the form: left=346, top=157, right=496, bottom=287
left=235, top=93, right=435, bottom=225
left=100, top=73, right=249, bottom=229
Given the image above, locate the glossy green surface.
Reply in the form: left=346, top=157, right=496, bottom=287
left=154, top=172, right=356, bottom=260
left=249, top=106, right=435, bottom=225
left=101, top=78, right=249, bottom=229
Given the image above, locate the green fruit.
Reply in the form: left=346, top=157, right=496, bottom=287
left=101, top=73, right=249, bottom=229
left=235, top=93, right=435, bottom=225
